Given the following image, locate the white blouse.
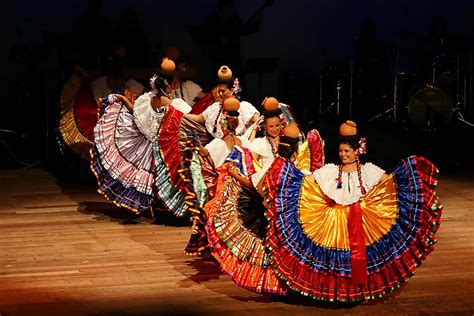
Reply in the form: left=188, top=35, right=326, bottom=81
left=202, top=101, right=259, bottom=139
left=250, top=137, right=275, bottom=187
left=312, top=163, right=385, bottom=206
left=206, top=136, right=252, bottom=168
left=170, top=98, right=192, bottom=114
left=133, top=92, right=191, bottom=142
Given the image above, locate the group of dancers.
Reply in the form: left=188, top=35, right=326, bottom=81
left=58, top=57, right=443, bottom=304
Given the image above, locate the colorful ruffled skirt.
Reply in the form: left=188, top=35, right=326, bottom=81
left=181, top=134, right=216, bottom=256
left=59, top=72, right=98, bottom=160
left=294, top=129, right=325, bottom=172
left=90, top=101, right=156, bottom=214
left=186, top=147, right=288, bottom=295
left=153, top=106, right=212, bottom=218
left=184, top=127, right=325, bottom=258
left=262, top=156, right=442, bottom=302
left=182, top=142, right=253, bottom=256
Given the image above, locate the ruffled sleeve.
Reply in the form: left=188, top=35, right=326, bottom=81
left=133, top=92, right=164, bottom=142
left=362, top=162, right=386, bottom=192
left=251, top=156, right=275, bottom=188
left=312, top=163, right=352, bottom=204
left=250, top=137, right=272, bottom=159
left=205, top=138, right=230, bottom=168
left=171, top=98, right=192, bottom=114
left=239, top=101, right=259, bottom=127
left=313, top=164, right=338, bottom=188
left=202, top=102, right=223, bottom=138
left=250, top=138, right=275, bottom=188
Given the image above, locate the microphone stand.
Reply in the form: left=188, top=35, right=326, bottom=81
left=320, top=80, right=342, bottom=119
left=368, top=39, right=400, bottom=123
left=336, top=80, right=341, bottom=116
left=393, top=39, right=400, bottom=123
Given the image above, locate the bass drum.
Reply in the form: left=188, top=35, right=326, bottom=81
left=408, top=86, right=452, bottom=130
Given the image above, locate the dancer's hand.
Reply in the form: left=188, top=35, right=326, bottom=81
left=255, top=116, right=264, bottom=130
left=110, top=94, right=125, bottom=103
left=228, top=164, right=239, bottom=178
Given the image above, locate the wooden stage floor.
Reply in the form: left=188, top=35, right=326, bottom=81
left=0, top=168, right=473, bottom=316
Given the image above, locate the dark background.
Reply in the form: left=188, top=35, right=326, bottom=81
left=2, top=0, right=474, bottom=178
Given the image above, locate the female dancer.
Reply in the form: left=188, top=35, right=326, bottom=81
left=197, top=124, right=305, bottom=294
left=183, top=97, right=256, bottom=256
left=247, top=97, right=283, bottom=187
left=259, top=120, right=442, bottom=303
left=151, top=65, right=257, bottom=219
left=186, top=66, right=260, bottom=139
left=90, top=58, right=191, bottom=216
left=58, top=66, right=144, bottom=161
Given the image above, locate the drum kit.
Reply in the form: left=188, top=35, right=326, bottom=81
left=402, top=51, right=456, bottom=131
left=369, top=34, right=473, bottom=132
left=407, top=84, right=453, bottom=131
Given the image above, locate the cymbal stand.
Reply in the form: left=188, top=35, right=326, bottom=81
left=368, top=39, right=400, bottom=123
left=320, top=80, right=342, bottom=118
left=431, top=54, right=438, bottom=87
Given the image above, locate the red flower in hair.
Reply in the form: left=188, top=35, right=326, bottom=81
left=357, top=137, right=367, bottom=155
